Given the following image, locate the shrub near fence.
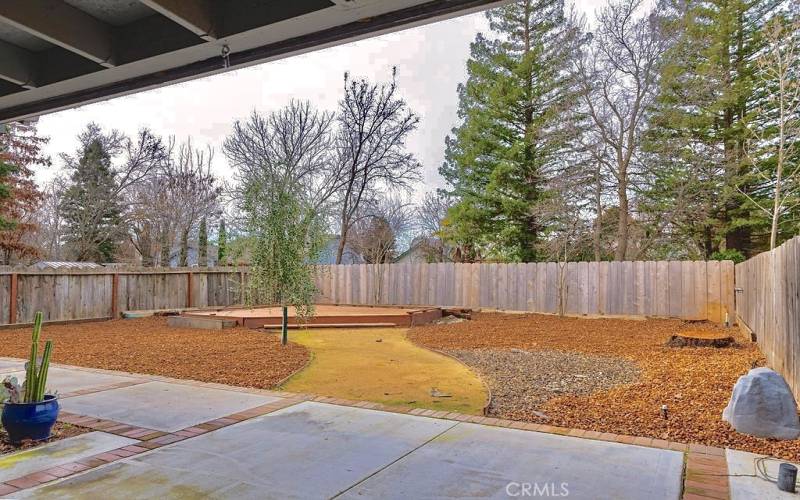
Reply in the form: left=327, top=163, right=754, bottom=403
left=736, top=236, right=800, bottom=398
left=0, top=260, right=735, bottom=326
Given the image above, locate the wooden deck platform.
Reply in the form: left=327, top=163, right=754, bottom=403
left=181, top=305, right=443, bottom=328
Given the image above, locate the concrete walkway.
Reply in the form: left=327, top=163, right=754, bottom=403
left=0, top=359, right=758, bottom=499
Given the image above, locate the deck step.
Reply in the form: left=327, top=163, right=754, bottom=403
left=263, top=322, right=399, bottom=329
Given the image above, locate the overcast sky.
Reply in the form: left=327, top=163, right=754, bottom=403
left=34, top=0, right=604, bottom=199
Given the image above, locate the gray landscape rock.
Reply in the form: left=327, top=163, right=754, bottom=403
left=723, top=367, right=800, bottom=440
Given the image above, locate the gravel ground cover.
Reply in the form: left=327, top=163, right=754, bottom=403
left=0, top=317, right=309, bottom=389
left=448, top=349, right=639, bottom=416
left=1, top=423, right=89, bottom=457
left=408, top=313, right=800, bottom=461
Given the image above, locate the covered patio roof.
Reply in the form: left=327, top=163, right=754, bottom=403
left=0, top=0, right=507, bottom=123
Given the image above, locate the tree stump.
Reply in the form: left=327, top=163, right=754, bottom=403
left=667, top=330, right=735, bottom=348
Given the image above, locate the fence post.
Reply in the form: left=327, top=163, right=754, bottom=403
left=186, top=272, right=193, bottom=308
left=111, top=273, right=119, bottom=318
left=9, top=273, right=17, bottom=324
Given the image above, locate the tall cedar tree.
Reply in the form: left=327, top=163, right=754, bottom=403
left=0, top=122, right=48, bottom=264
left=440, top=0, right=582, bottom=262
left=61, top=137, right=124, bottom=262
left=217, top=218, right=227, bottom=264
left=198, top=217, right=208, bottom=266
left=646, top=0, right=783, bottom=257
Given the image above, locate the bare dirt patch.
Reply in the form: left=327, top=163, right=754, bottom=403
left=0, top=317, right=310, bottom=389
left=1, top=422, right=89, bottom=457
left=408, top=313, right=800, bottom=461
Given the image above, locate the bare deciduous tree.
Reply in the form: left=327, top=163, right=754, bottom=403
left=576, top=0, right=668, bottom=260
left=224, top=100, right=341, bottom=220
left=127, top=175, right=170, bottom=266
left=334, top=68, right=421, bottom=264
left=348, top=194, right=413, bottom=302
left=414, top=191, right=453, bottom=262
left=165, top=140, right=221, bottom=266
left=739, top=16, right=800, bottom=250
left=30, top=178, right=67, bottom=260
left=125, top=138, right=221, bottom=267
left=349, top=195, right=413, bottom=265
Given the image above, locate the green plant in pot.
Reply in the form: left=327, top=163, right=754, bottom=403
left=1, top=312, right=59, bottom=444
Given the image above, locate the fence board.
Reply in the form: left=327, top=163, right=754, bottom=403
left=737, top=237, right=800, bottom=398
left=0, top=274, right=8, bottom=324
left=721, top=260, right=735, bottom=323
left=706, top=261, right=722, bottom=323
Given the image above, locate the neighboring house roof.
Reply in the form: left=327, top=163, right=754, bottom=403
left=394, top=237, right=450, bottom=263
left=30, top=261, right=103, bottom=270
left=316, top=236, right=364, bottom=265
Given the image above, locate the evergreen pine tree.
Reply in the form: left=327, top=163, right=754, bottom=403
left=440, top=0, right=583, bottom=261
left=646, top=0, right=783, bottom=257
left=198, top=217, right=208, bottom=267
left=61, top=133, right=124, bottom=262
left=217, top=218, right=227, bottom=265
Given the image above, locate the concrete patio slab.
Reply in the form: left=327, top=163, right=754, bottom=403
left=59, top=381, right=279, bottom=432
left=0, top=432, right=137, bottom=483
left=4, top=367, right=140, bottom=394
left=727, top=449, right=799, bottom=499
left=24, top=402, right=457, bottom=499
left=340, top=422, right=684, bottom=500
left=0, top=358, right=24, bottom=373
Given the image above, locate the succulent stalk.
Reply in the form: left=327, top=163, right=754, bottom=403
left=36, top=340, right=53, bottom=401
left=24, top=312, right=42, bottom=403
left=20, top=312, right=53, bottom=403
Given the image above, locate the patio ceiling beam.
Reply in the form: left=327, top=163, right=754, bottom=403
left=0, top=0, right=116, bottom=68
left=0, top=40, right=38, bottom=89
left=139, top=0, right=217, bottom=41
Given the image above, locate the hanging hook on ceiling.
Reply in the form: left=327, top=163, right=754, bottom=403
left=221, top=45, right=231, bottom=69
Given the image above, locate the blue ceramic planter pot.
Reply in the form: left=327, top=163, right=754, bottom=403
left=1, top=395, right=59, bottom=443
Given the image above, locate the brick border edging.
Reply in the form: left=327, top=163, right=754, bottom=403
left=683, top=449, right=730, bottom=500
left=0, top=396, right=309, bottom=495
left=0, top=358, right=731, bottom=498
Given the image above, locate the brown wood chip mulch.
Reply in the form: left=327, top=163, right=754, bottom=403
left=409, top=312, right=800, bottom=461
left=0, top=317, right=310, bottom=390
left=1, top=422, right=90, bottom=457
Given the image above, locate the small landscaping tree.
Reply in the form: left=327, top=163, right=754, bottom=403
left=244, top=184, right=324, bottom=345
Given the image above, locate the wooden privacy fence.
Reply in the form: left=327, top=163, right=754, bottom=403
left=736, top=236, right=800, bottom=398
left=314, top=260, right=735, bottom=322
left=0, top=260, right=735, bottom=326
left=0, top=268, right=245, bottom=325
